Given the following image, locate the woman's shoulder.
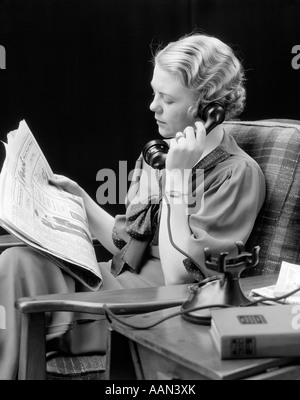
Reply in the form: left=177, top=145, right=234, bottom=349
left=208, top=138, right=265, bottom=194
left=220, top=132, right=264, bottom=175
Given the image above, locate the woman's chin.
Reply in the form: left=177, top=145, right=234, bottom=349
left=158, top=126, right=174, bottom=139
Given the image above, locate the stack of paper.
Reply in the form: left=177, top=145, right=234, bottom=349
left=249, top=261, right=300, bottom=304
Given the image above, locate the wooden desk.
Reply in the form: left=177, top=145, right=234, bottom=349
left=108, top=275, right=300, bottom=380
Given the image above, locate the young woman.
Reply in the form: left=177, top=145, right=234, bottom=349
left=0, top=33, right=266, bottom=379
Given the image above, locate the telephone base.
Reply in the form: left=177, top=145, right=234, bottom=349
left=181, top=276, right=252, bottom=326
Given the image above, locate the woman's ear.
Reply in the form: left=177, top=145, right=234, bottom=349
left=187, top=105, right=199, bottom=119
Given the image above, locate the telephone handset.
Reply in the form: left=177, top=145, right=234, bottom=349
left=142, top=103, right=226, bottom=170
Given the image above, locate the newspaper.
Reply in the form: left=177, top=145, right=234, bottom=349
left=249, top=261, right=300, bottom=304
left=0, top=120, right=102, bottom=290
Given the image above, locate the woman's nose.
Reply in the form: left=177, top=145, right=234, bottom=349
left=149, top=97, right=162, bottom=113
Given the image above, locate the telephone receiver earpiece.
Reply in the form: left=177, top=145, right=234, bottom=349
left=143, top=103, right=226, bottom=169
left=200, top=103, right=226, bottom=134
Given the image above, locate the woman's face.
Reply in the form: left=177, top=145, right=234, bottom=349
left=149, top=64, right=196, bottom=139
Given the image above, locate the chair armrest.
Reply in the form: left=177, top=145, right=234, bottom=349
left=15, top=284, right=190, bottom=315
left=15, top=274, right=277, bottom=315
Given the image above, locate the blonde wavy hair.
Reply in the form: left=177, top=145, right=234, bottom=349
left=153, top=34, right=246, bottom=120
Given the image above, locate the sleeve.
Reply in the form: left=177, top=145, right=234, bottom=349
left=185, top=160, right=266, bottom=279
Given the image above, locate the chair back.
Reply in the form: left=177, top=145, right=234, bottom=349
left=224, top=120, right=300, bottom=276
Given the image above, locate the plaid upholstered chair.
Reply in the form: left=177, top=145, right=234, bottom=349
left=2, top=118, right=300, bottom=379
left=227, top=119, right=300, bottom=275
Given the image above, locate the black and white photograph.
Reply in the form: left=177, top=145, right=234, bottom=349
left=0, top=0, right=300, bottom=384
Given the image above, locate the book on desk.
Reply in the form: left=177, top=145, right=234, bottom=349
left=210, top=305, right=300, bottom=359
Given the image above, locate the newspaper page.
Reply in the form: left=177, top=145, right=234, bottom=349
left=273, top=261, right=300, bottom=299
left=249, top=261, right=300, bottom=305
left=0, top=120, right=102, bottom=290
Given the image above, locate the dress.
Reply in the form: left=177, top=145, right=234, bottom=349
left=0, top=131, right=266, bottom=379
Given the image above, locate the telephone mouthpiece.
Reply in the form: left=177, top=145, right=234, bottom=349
left=142, top=139, right=169, bottom=170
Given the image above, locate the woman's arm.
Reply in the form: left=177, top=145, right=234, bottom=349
left=159, top=183, right=196, bottom=285
left=78, top=189, right=119, bottom=255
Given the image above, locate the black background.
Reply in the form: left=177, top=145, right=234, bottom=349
left=0, top=0, right=299, bottom=223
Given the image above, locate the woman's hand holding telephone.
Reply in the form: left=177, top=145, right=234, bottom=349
left=143, top=103, right=225, bottom=170
left=166, top=122, right=206, bottom=171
